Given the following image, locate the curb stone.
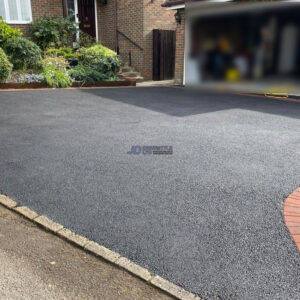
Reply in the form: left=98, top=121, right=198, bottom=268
left=14, top=206, right=38, bottom=220
left=84, top=241, right=121, bottom=263
left=0, top=195, right=17, bottom=208
left=57, top=228, right=90, bottom=248
left=34, top=215, right=64, bottom=233
left=0, top=194, right=200, bottom=300
left=150, top=276, right=201, bottom=300
left=115, top=256, right=152, bottom=281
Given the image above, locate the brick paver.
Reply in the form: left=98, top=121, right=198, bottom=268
left=284, top=188, right=300, bottom=251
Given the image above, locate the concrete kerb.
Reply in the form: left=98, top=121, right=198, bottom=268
left=0, top=194, right=200, bottom=300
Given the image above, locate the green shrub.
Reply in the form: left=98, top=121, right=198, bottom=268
left=68, top=64, right=111, bottom=82
left=30, top=16, right=78, bottom=49
left=78, top=31, right=96, bottom=48
left=44, top=47, right=77, bottom=59
left=40, top=56, right=69, bottom=70
left=0, top=48, right=12, bottom=82
left=0, top=17, right=22, bottom=47
left=77, top=44, right=120, bottom=80
left=3, top=37, right=42, bottom=70
left=77, top=44, right=118, bottom=60
left=42, top=65, right=73, bottom=88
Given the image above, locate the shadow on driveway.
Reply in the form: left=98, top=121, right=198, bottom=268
left=82, top=87, right=300, bottom=119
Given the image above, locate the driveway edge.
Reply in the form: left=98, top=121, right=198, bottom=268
left=283, top=188, right=300, bottom=252
left=0, top=194, right=200, bottom=300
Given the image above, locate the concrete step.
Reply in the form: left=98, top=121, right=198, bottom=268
left=122, top=66, right=134, bottom=73
left=136, top=77, right=144, bottom=83
left=122, top=71, right=141, bottom=78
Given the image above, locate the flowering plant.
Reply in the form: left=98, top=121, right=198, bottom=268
left=40, top=56, right=69, bottom=71
left=16, top=73, right=45, bottom=83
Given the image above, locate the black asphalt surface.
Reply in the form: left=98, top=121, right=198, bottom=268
left=0, top=87, right=299, bottom=300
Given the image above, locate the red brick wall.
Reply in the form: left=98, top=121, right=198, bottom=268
left=11, top=0, right=64, bottom=36
left=117, top=0, right=144, bottom=74
left=174, top=9, right=184, bottom=84
left=97, top=1, right=116, bottom=51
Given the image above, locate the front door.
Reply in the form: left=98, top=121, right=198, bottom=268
left=77, top=0, right=96, bottom=38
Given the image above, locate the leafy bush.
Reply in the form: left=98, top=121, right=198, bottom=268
left=42, top=65, right=73, bottom=88
left=44, top=47, right=77, bottom=59
left=40, top=56, right=69, bottom=70
left=40, top=55, right=72, bottom=88
left=3, top=37, right=42, bottom=70
left=77, top=44, right=120, bottom=80
left=30, top=16, right=78, bottom=49
left=68, top=64, right=110, bottom=82
left=0, top=48, right=12, bottom=82
left=0, top=17, right=22, bottom=47
left=77, top=44, right=118, bottom=60
left=78, top=31, right=96, bottom=48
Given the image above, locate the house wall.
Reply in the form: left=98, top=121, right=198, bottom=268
left=117, top=0, right=144, bottom=75
left=97, top=1, right=116, bottom=51
left=174, top=9, right=185, bottom=84
left=10, top=0, right=64, bottom=35
left=9, top=0, right=176, bottom=81
left=97, top=0, right=144, bottom=75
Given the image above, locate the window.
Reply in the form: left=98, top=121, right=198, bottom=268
left=0, top=0, right=32, bottom=24
left=67, top=0, right=75, bottom=16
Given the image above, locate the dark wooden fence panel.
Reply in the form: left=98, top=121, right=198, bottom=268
left=153, top=29, right=176, bottom=81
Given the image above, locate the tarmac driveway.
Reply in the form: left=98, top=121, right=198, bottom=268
left=0, top=87, right=299, bottom=299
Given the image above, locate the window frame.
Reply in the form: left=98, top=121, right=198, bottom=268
left=1, top=0, right=32, bottom=24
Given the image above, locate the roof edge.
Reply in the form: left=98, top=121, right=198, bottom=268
left=162, top=0, right=185, bottom=8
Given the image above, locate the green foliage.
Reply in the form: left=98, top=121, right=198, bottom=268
left=3, top=37, right=42, bottom=70
left=44, top=47, right=77, bottom=59
left=0, top=17, right=22, bottom=47
left=76, top=44, right=120, bottom=80
left=77, top=44, right=118, bottom=59
left=30, top=15, right=78, bottom=49
left=40, top=53, right=72, bottom=88
left=68, top=64, right=114, bottom=82
left=0, top=47, right=12, bottom=82
left=78, top=31, right=96, bottom=48
left=42, top=65, right=73, bottom=88
left=40, top=56, right=69, bottom=70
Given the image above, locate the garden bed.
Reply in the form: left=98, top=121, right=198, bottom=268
left=0, top=78, right=136, bottom=90
left=0, top=16, right=131, bottom=90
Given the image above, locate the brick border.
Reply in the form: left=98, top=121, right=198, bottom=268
left=283, top=188, right=300, bottom=252
left=0, top=194, right=200, bottom=300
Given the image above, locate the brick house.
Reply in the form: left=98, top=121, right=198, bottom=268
left=163, top=0, right=300, bottom=86
left=0, top=0, right=177, bottom=80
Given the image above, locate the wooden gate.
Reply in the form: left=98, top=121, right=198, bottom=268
left=153, top=29, right=176, bottom=81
